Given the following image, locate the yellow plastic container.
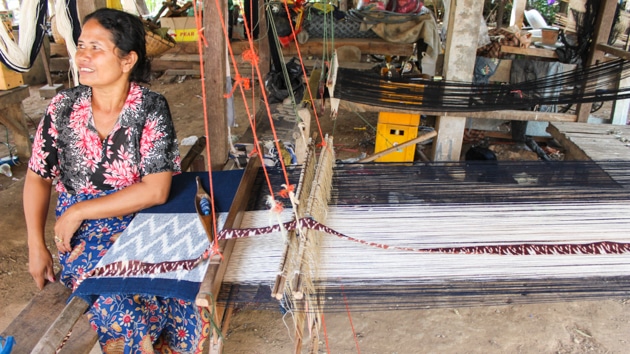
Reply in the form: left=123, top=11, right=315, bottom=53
left=107, top=0, right=123, bottom=10
left=374, top=112, right=420, bottom=162
left=377, top=112, right=420, bottom=126
left=0, top=63, right=23, bottom=90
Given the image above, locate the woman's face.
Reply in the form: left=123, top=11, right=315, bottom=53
left=75, top=19, right=135, bottom=89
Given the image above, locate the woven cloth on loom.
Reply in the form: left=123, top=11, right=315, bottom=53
left=72, top=170, right=244, bottom=304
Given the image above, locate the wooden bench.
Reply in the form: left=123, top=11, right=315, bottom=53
left=0, top=279, right=96, bottom=354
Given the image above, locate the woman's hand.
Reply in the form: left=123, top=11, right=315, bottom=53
left=54, top=206, right=84, bottom=253
left=28, top=244, right=55, bottom=290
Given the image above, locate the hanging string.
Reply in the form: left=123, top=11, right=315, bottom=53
left=54, top=0, right=80, bottom=86
left=0, top=0, right=49, bottom=72
left=211, top=0, right=295, bottom=211
left=279, top=0, right=325, bottom=145
left=238, top=5, right=295, bottom=202
left=266, top=8, right=300, bottom=111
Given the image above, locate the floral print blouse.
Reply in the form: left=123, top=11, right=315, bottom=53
left=28, top=82, right=181, bottom=195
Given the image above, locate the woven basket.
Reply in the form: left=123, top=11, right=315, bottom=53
left=145, top=30, right=176, bottom=57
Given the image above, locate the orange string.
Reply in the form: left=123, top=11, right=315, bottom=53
left=236, top=1, right=295, bottom=198
left=321, top=312, right=331, bottom=353
left=191, top=1, right=222, bottom=258
left=210, top=0, right=295, bottom=207
left=341, top=284, right=361, bottom=353
left=280, top=0, right=326, bottom=147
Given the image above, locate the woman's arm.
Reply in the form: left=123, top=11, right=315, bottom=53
left=23, top=170, right=55, bottom=290
left=54, top=171, right=173, bottom=252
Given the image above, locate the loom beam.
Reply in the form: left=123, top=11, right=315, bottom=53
left=195, top=156, right=261, bottom=353
left=292, top=137, right=336, bottom=354
left=271, top=140, right=317, bottom=300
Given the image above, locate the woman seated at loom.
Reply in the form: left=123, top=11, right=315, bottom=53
left=23, top=8, right=209, bottom=353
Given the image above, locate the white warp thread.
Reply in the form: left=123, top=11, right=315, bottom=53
left=0, top=0, right=39, bottom=71
left=54, top=0, right=79, bottom=86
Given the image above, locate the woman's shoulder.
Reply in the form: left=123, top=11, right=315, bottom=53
left=58, top=84, right=90, bottom=97
left=50, top=85, right=91, bottom=104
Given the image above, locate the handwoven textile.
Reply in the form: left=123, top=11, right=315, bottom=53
left=73, top=170, right=243, bottom=304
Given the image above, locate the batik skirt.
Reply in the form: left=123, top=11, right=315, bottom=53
left=56, top=191, right=210, bottom=353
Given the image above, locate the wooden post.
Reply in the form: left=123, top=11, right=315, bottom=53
left=496, top=0, right=505, bottom=28
left=575, top=0, right=617, bottom=123
left=431, top=0, right=484, bottom=161
left=204, top=0, right=230, bottom=169
left=510, top=0, right=527, bottom=28
left=76, top=0, right=106, bottom=21
left=134, top=0, right=149, bottom=15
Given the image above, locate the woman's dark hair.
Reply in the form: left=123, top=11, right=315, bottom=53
left=83, top=8, right=151, bottom=83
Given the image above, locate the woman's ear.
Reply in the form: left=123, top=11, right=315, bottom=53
left=122, top=51, right=139, bottom=73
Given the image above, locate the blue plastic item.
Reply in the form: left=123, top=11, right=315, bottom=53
left=0, top=336, right=15, bottom=354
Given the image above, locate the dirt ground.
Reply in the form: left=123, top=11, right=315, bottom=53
left=1, top=78, right=630, bottom=354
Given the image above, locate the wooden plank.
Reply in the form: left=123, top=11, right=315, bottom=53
left=556, top=132, right=620, bottom=140
left=545, top=123, right=590, bottom=160
left=49, top=57, right=70, bottom=72
left=500, top=45, right=558, bottom=59
left=551, top=121, right=630, bottom=134
left=31, top=297, right=91, bottom=354
left=338, top=100, right=578, bottom=122
left=151, top=59, right=200, bottom=72
left=0, top=85, right=29, bottom=105
left=159, top=53, right=200, bottom=62
left=595, top=43, right=630, bottom=61
left=0, top=281, right=96, bottom=354
left=547, top=121, right=630, bottom=162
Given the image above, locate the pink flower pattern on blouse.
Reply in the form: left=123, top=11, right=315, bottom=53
left=28, top=83, right=180, bottom=194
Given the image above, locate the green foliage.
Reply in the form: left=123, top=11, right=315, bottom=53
left=528, top=0, right=559, bottom=26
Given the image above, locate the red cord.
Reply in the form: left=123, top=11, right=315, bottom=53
left=341, top=284, right=361, bottom=353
